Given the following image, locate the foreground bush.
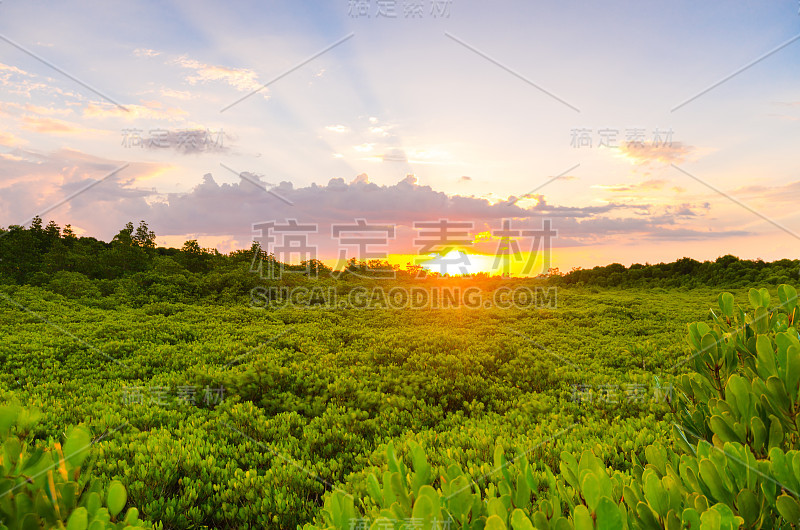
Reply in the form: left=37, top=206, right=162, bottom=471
left=0, top=405, right=152, bottom=529
left=305, top=285, right=800, bottom=529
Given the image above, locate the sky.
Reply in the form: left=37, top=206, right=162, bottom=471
left=0, top=0, right=798, bottom=274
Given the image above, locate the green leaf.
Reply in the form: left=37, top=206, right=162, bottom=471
left=106, top=480, right=127, bottom=518
left=709, top=416, right=741, bottom=444
left=595, top=497, right=623, bottom=530
left=700, top=333, right=719, bottom=361
left=636, top=501, right=660, bottom=528
left=390, top=471, right=410, bottom=512
left=643, top=471, right=666, bottom=518
left=672, top=424, right=695, bottom=456
left=123, top=507, right=139, bottom=524
left=487, top=497, right=507, bottom=519
left=701, top=503, right=744, bottom=530
left=328, top=490, right=355, bottom=529
left=755, top=306, right=770, bottom=334
left=366, top=474, right=383, bottom=507
left=736, top=489, right=759, bottom=527
left=381, top=471, right=396, bottom=508
left=494, top=443, right=505, bottom=470
left=765, top=377, right=792, bottom=419
left=446, top=476, right=473, bottom=522
left=699, top=460, right=731, bottom=505
left=560, top=457, right=580, bottom=491
left=645, top=445, right=667, bottom=476
left=778, top=284, right=798, bottom=311
left=0, top=405, right=20, bottom=436
left=62, top=426, right=92, bottom=469
left=19, top=513, right=40, bottom=530
left=85, top=491, right=101, bottom=517
left=554, top=517, right=573, bottom=530
left=681, top=508, right=700, bottom=529
left=664, top=510, right=681, bottom=530
left=20, top=447, right=45, bottom=475
left=411, top=491, right=435, bottom=525
left=573, top=505, right=593, bottom=530
left=768, top=414, right=785, bottom=450
left=759, top=288, right=771, bottom=309
left=776, top=494, right=800, bottom=524
left=409, top=442, right=432, bottom=498
left=785, top=346, right=800, bottom=403
left=3, top=437, right=22, bottom=471
left=510, top=509, right=535, bottom=530
left=581, top=473, right=601, bottom=513
left=485, top=514, right=507, bottom=530
left=386, top=441, right=400, bottom=474
left=756, top=335, right=777, bottom=379
left=66, top=507, right=89, bottom=530
left=751, top=416, right=767, bottom=452
left=32, top=489, right=55, bottom=526
left=749, top=288, right=762, bottom=309
left=532, top=511, right=550, bottom=530
left=718, top=292, right=734, bottom=317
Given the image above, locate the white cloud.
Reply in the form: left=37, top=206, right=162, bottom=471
left=174, top=56, right=264, bottom=94
left=134, top=48, right=161, bottom=58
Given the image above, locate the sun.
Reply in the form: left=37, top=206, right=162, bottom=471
left=386, top=248, right=561, bottom=277
left=421, top=250, right=497, bottom=275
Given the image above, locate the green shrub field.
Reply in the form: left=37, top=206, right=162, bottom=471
left=0, top=278, right=800, bottom=528
left=3, top=221, right=800, bottom=528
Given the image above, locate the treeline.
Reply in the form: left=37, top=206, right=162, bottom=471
left=553, top=255, right=799, bottom=288
left=1, top=219, right=797, bottom=300
left=0, top=218, right=438, bottom=304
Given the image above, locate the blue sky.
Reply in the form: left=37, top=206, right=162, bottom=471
left=0, top=0, right=798, bottom=271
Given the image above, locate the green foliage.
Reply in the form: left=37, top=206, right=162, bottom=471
left=48, top=271, right=102, bottom=300
left=304, top=284, right=800, bottom=529
left=2, top=217, right=799, bottom=301
left=0, top=404, right=151, bottom=529
left=2, top=284, right=696, bottom=528
left=557, top=257, right=800, bottom=289
left=5, top=220, right=800, bottom=530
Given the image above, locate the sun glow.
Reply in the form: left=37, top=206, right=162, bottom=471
left=381, top=249, right=564, bottom=277
left=421, top=250, right=497, bottom=275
